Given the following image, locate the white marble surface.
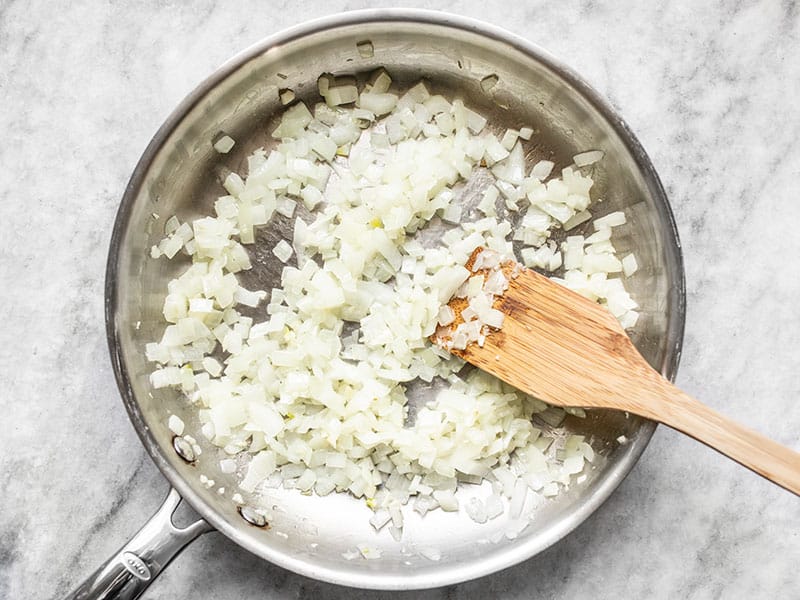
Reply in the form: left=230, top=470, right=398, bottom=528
left=1, top=1, right=799, bottom=598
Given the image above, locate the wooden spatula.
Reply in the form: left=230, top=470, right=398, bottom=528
left=433, top=248, right=800, bottom=495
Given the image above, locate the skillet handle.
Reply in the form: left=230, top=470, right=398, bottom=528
left=64, top=488, right=213, bottom=600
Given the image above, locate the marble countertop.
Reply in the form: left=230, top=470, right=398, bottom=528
left=2, top=1, right=799, bottom=598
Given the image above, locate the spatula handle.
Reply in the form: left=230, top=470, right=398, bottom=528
left=654, top=384, right=800, bottom=495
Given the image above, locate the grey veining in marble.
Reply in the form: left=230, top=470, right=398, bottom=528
left=1, top=1, right=799, bottom=599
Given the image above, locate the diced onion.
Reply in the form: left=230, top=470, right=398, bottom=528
left=147, top=73, right=639, bottom=542
left=573, top=150, right=604, bottom=167
left=272, top=239, right=293, bottom=263
left=622, top=253, right=638, bottom=277
left=168, top=415, right=185, bottom=436
left=213, top=135, right=236, bottom=154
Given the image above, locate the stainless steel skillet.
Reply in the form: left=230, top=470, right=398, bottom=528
left=67, top=9, right=685, bottom=598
